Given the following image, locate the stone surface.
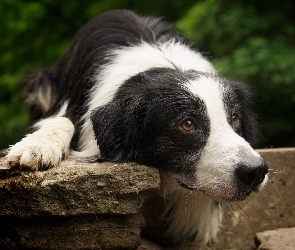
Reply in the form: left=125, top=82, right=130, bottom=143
left=16, top=217, right=141, bottom=250
left=0, top=159, right=160, bottom=217
left=255, top=227, right=295, bottom=250
left=211, top=148, right=295, bottom=250
left=0, top=147, right=295, bottom=249
left=0, top=158, right=160, bottom=249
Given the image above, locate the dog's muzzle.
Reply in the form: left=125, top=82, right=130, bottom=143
left=175, top=162, right=268, bottom=202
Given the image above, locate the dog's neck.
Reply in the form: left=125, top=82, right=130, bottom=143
left=161, top=186, right=223, bottom=245
left=143, top=171, right=224, bottom=247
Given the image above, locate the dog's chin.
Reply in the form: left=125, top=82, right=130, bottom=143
left=176, top=177, right=252, bottom=202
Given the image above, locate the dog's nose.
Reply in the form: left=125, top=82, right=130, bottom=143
left=235, top=163, right=268, bottom=187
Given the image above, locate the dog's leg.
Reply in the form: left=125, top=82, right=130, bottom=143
left=5, top=117, right=74, bottom=171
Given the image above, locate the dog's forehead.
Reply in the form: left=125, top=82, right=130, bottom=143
left=185, top=75, right=230, bottom=117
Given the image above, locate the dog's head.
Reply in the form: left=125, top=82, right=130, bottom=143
left=91, top=68, right=268, bottom=202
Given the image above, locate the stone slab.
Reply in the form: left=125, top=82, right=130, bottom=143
left=1, top=147, right=295, bottom=249
left=1, top=215, right=143, bottom=249
left=0, top=158, right=160, bottom=249
left=255, top=227, right=295, bottom=250
left=0, top=159, right=160, bottom=217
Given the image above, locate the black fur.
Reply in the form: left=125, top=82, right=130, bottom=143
left=26, top=10, right=196, bottom=149
left=25, top=9, right=257, bottom=152
left=27, top=10, right=190, bottom=122
left=91, top=68, right=210, bottom=175
left=22, top=9, right=263, bottom=187
left=28, top=10, right=255, bottom=175
left=16, top=10, right=268, bottom=247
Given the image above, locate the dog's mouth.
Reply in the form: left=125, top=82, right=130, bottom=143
left=176, top=177, right=253, bottom=202
left=176, top=178, right=199, bottom=191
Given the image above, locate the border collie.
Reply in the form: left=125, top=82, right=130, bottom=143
left=6, top=10, right=268, bottom=247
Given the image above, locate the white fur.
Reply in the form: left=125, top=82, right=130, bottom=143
left=184, top=76, right=268, bottom=200
left=75, top=40, right=216, bottom=157
left=154, top=76, right=268, bottom=246
left=6, top=116, right=74, bottom=170
left=160, top=171, right=223, bottom=245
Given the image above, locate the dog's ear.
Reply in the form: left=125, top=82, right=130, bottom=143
left=91, top=98, right=145, bottom=162
left=25, top=69, right=58, bottom=122
left=241, top=107, right=257, bottom=144
left=237, top=86, right=258, bottom=145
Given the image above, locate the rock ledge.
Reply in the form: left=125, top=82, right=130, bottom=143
left=0, top=159, right=160, bottom=249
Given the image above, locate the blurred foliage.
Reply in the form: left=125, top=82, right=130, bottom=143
left=0, top=0, right=294, bottom=149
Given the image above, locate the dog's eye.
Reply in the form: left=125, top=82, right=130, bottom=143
left=181, top=119, right=195, bottom=131
left=231, top=113, right=240, bottom=126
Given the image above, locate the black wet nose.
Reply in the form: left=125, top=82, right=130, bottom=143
left=235, top=163, right=268, bottom=187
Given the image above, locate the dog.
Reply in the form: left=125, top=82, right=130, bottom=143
left=6, top=10, right=268, bottom=248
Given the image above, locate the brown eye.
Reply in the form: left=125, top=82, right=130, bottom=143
left=181, top=119, right=195, bottom=131
left=232, top=113, right=240, bottom=126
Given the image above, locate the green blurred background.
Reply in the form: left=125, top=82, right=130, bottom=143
left=1, top=0, right=295, bottom=149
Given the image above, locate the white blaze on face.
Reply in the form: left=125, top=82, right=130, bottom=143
left=185, top=75, right=266, bottom=200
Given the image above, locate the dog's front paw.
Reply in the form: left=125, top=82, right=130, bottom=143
left=6, top=139, right=63, bottom=171
left=5, top=117, right=75, bottom=171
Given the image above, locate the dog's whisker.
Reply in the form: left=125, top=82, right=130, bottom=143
left=267, top=176, right=285, bottom=206
left=268, top=168, right=286, bottom=174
